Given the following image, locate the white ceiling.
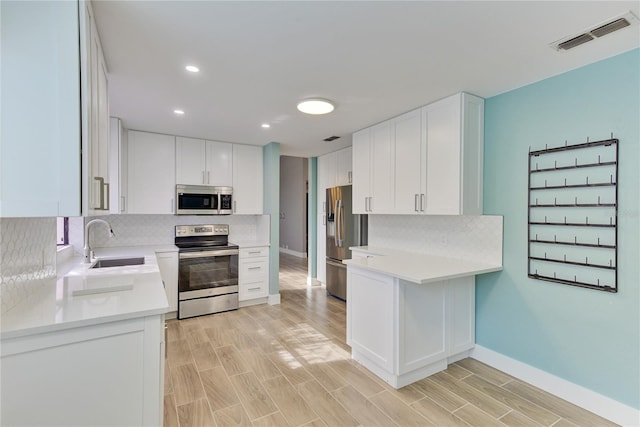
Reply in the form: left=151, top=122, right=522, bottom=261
left=93, top=1, right=640, bottom=158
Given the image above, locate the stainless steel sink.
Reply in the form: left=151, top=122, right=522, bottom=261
left=90, top=257, right=145, bottom=269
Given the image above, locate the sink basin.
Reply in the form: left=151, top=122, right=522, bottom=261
left=90, top=257, right=145, bottom=269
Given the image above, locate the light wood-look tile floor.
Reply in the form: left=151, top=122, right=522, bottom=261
left=164, top=253, right=617, bottom=427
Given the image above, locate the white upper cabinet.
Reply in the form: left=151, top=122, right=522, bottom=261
left=352, top=122, right=395, bottom=214
left=109, top=117, right=126, bottom=214
left=393, top=109, right=423, bottom=213
left=127, top=131, right=176, bottom=214
left=336, top=146, right=353, bottom=186
left=232, top=144, right=263, bottom=214
left=176, top=137, right=233, bottom=186
left=352, top=128, right=371, bottom=214
left=423, top=93, right=484, bottom=215
left=351, top=92, right=484, bottom=216
left=0, top=1, right=92, bottom=217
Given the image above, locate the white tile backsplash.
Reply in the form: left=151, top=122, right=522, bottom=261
left=70, top=214, right=264, bottom=254
left=0, top=217, right=57, bottom=314
left=368, top=215, right=503, bottom=265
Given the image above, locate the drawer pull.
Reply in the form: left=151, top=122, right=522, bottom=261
left=249, top=287, right=261, bottom=291
left=248, top=251, right=261, bottom=254
left=248, top=267, right=261, bottom=270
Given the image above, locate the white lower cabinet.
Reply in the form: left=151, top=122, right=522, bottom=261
left=238, top=246, right=269, bottom=305
left=1, top=315, right=165, bottom=426
left=347, top=266, right=474, bottom=388
left=156, top=251, right=178, bottom=314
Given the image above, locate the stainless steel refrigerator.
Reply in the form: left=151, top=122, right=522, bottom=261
left=326, top=185, right=367, bottom=300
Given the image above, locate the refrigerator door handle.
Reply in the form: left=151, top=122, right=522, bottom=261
left=337, top=199, right=343, bottom=247
left=334, top=199, right=339, bottom=246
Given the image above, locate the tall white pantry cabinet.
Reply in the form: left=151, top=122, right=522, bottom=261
left=0, top=0, right=110, bottom=218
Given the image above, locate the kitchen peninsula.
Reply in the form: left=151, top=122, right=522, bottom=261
left=344, top=247, right=502, bottom=389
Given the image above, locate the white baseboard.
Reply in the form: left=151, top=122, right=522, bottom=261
left=279, top=247, right=307, bottom=258
left=471, top=345, right=640, bottom=426
left=307, top=277, right=321, bottom=286
left=267, top=293, right=281, bottom=305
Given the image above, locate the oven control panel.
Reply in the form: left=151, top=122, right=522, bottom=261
left=175, top=224, right=229, bottom=237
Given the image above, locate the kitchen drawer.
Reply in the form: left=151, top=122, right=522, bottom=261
left=239, top=280, right=268, bottom=300
left=240, top=259, right=269, bottom=281
left=240, top=247, right=269, bottom=259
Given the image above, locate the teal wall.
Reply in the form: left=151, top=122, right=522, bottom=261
left=263, top=142, right=280, bottom=295
left=478, top=49, right=640, bottom=409
left=308, top=157, right=318, bottom=278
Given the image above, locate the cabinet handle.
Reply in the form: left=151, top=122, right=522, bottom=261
left=248, top=251, right=261, bottom=254
left=348, top=171, right=352, bottom=183
left=248, top=267, right=261, bottom=270
left=171, top=198, right=175, bottom=213
left=415, top=194, right=419, bottom=212
left=93, top=177, right=105, bottom=209
left=368, top=197, right=373, bottom=212
left=323, top=215, right=326, bottom=225
left=249, top=287, right=261, bottom=291
left=233, top=200, right=237, bottom=213
left=207, top=171, right=210, bottom=184
left=322, top=201, right=326, bottom=213
left=202, top=171, right=205, bottom=184
left=121, top=196, right=126, bottom=213
left=104, top=183, right=110, bottom=211
left=420, top=194, right=425, bottom=212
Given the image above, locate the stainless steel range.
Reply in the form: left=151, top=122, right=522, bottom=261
left=175, top=224, right=239, bottom=319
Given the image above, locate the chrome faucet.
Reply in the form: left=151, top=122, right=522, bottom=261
left=84, top=219, right=115, bottom=263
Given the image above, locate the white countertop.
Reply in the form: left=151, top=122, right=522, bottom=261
left=344, top=246, right=502, bottom=284
left=1, top=247, right=172, bottom=340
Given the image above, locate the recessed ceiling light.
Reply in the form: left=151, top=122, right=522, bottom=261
left=185, top=65, right=199, bottom=73
left=261, top=123, right=270, bottom=128
left=297, top=98, right=335, bottom=115
left=174, top=109, right=185, bottom=115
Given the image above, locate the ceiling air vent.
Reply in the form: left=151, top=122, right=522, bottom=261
left=557, top=33, right=594, bottom=50
left=323, top=136, right=340, bottom=142
left=550, top=11, right=639, bottom=51
left=591, top=18, right=631, bottom=38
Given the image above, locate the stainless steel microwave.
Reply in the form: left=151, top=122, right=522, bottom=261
left=176, top=185, right=233, bottom=215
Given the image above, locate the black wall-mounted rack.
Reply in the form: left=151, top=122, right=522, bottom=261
left=527, top=136, right=618, bottom=292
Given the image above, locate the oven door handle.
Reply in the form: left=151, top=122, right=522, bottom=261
left=179, top=249, right=239, bottom=259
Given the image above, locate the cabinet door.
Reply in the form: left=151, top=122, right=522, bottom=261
left=175, top=137, right=206, bottom=185
left=425, top=94, right=462, bottom=215
left=156, top=251, right=178, bottom=313
left=393, top=109, right=422, bottom=214
left=206, top=141, right=233, bottom=186
left=127, top=131, right=176, bottom=214
left=347, top=268, right=395, bottom=371
left=232, top=144, right=263, bottom=214
left=351, top=128, right=371, bottom=214
left=0, top=1, right=81, bottom=217
left=109, top=117, right=124, bottom=213
left=317, top=154, right=329, bottom=214
left=370, top=122, right=394, bottom=214
left=337, top=146, right=353, bottom=186
left=88, top=23, right=110, bottom=214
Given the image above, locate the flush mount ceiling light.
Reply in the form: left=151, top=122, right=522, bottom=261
left=261, top=123, right=270, bottom=128
left=297, top=98, right=335, bottom=115
left=173, top=109, right=185, bottom=115
left=185, top=65, right=199, bottom=73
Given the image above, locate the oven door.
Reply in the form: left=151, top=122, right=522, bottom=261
left=178, top=249, right=239, bottom=300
